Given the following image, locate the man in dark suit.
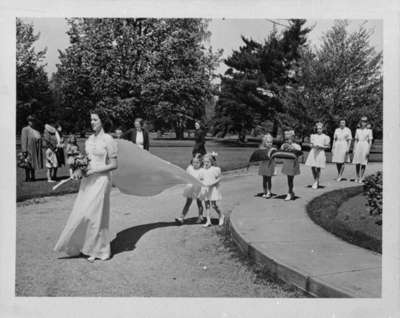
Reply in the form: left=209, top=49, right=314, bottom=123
left=121, top=118, right=150, bottom=151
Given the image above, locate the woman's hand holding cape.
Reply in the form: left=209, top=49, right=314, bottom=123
left=112, top=139, right=202, bottom=196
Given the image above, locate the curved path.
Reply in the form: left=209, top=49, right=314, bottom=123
left=229, top=163, right=382, bottom=297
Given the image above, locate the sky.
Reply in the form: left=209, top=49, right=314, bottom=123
left=22, top=18, right=383, bottom=76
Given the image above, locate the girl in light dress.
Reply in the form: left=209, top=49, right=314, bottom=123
left=175, top=153, right=205, bottom=225
left=65, top=135, right=80, bottom=178
left=331, top=119, right=352, bottom=181
left=54, top=111, right=118, bottom=263
left=202, top=152, right=224, bottom=227
left=280, top=130, right=302, bottom=201
left=352, top=116, right=373, bottom=183
left=258, top=134, right=276, bottom=198
left=43, top=123, right=59, bottom=182
left=305, top=122, right=331, bottom=189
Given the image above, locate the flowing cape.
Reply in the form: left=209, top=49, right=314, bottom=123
left=112, top=139, right=202, bottom=196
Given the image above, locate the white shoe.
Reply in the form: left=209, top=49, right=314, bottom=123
left=265, top=192, right=272, bottom=199
left=87, top=256, right=96, bottom=263
left=312, top=182, right=318, bottom=189
left=355, top=178, right=359, bottom=183
left=203, top=220, right=212, bottom=227
left=284, top=194, right=292, bottom=201
left=218, top=215, right=225, bottom=226
left=336, top=177, right=342, bottom=182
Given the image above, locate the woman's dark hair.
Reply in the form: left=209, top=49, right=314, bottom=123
left=90, top=110, right=113, bottom=133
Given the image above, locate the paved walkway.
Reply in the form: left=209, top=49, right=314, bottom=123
left=229, top=162, right=383, bottom=297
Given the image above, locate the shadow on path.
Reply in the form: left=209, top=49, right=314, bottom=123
left=110, top=217, right=199, bottom=257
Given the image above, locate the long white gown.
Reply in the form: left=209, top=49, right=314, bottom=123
left=54, top=131, right=117, bottom=260
left=331, top=127, right=352, bottom=163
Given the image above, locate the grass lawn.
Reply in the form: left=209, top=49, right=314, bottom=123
left=16, top=136, right=383, bottom=202
left=306, top=186, right=382, bottom=254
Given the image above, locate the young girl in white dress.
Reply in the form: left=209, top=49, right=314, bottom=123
left=280, top=130, right=302, bottom=201
left=202, top=152, right=223, bottom=227
left=331, top=119, right=352, bottom=181
left=352, top=116, right=373, bottom=183
left=258, top=134, right=276, bottom=198
left=54, top=112, right=118, bottom=263
left=175, top=153, right=205, bottom=225
left=305, top=122, right=331, bottom=189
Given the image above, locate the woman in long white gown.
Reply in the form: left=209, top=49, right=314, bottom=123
left=352, top=116, right=373, bottom=183
left=54, top=112, right=118, bottom=262
left=331, top=119, right=352, bottom=181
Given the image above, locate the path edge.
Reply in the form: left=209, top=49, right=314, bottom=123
left=227, top=206, right=360, bottom=298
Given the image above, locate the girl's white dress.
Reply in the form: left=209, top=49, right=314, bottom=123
left=54, top=131, right=117, bottom=260
left=182, top=165, right=204, bottom=199
left=331, top=127, right=352, bottom=163
left=202, top=166, right=222, bottom=201
left=305, top=133, right=330, bottom=168
left=352, top=128, right=373, bottom=165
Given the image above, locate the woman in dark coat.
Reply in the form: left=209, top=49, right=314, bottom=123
left=20, top=115, right=43, bottom=181
left=192, top=121, right=207, bottom=156
left=55, top=123, right=66, bottom=167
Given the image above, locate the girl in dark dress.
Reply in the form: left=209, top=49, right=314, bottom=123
left=192, top=121, right=207, bottom=156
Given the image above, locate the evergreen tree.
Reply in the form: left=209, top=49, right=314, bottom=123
left=213, top=20, right=311, bottom=140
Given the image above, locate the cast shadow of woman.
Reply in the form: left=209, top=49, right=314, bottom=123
left=110, top=217, right=199, bottom=258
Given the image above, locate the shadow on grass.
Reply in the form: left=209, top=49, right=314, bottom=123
left=110, top=217, right=201, bottom=257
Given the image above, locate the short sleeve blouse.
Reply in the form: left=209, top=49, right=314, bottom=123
left=105, top=134, right=118, bottom=159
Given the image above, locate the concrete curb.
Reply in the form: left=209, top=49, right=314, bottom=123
left=228, top=215, right=355, bottom=297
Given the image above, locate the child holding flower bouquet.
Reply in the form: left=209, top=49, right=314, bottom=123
left=258, top=133, right=276, bottom=198
left=280, top=130, right=302, bottom=201
left=66, top=135, right=80, bottom=178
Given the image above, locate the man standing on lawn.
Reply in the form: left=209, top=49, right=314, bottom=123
left=121, top=118, right=150, bottom=151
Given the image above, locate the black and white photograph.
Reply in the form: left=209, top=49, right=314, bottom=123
left=15, top=16, right=384, bottom=297
left=1, top=0, right=400, bottom=317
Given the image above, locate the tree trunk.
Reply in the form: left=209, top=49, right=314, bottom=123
left=272, top=119, right=279, bottom=138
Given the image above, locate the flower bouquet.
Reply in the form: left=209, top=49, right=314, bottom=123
left=52, top=154, right=90, bottom=191
left=17, top=152, right=32, bottom=169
